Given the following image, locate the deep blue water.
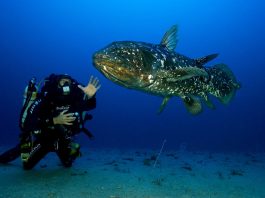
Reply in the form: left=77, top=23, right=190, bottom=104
left=0, top=0, right=264, bottom=152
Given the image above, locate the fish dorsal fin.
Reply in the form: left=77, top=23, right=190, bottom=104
left=165, top=67, right=208, bottom=82
left=160, top=25, right=178, bottom=51
left=181, top=95, right=202, bottom=115
left=195, top=53, right=218, bottom=66
left=158, top=96, right=171, bottom=114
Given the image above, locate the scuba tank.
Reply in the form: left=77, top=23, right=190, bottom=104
left=1, top=78, right=40, bottom=164
left=23, top=77, right=38, bottom=106
left=20, top=77, right=39, bottom=130
left=19, top=77, right=40, bottom=162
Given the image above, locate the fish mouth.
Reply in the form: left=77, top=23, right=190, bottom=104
left=93, top=53, right=117, bottom=70
left=93, top=53, right=131, bottom=87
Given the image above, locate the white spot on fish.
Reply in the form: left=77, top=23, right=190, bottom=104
left=161, top=60, right=165, bottom=68
left=148, top=75, right=153, bottom=80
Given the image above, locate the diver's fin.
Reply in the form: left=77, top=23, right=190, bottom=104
left=195, top=53, right=219, bottom=66
left=181, top=96, right=202, bottom=115
left=161, top=25, right=178, bottom=51
left=0, top=144, right=21, bottom=164
left=158, top=97, right=171, bottom=114
left=166, top=67, right=208, bottom=82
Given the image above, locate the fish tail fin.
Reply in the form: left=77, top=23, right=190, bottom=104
left=208, top=64, right=241, bottom=104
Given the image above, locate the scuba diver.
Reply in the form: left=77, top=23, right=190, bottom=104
left=0, top=74, right=101, bottom=170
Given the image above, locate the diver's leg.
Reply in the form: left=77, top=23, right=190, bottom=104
left=22, top=143, right=49, bottom=170
left=0, top=144, right=21, bottom=164
left=56, top=137, right=80, bottom=168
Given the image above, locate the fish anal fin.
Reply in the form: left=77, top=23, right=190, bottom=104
left=182, top=96, right=202, bottom=115
left=219, top=89, right=235, bottom=105
left=200, top=93, right=215, bottom=109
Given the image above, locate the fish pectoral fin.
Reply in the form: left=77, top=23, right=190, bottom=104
left=166, top=67, right=209, bottom=82
left=141, top=49, right=156, bottom=71
left=157, top=97, right=171, bottom=114
left=160, top=25, right=178, bottom=51
left=181, top=95, right=202, bottom=115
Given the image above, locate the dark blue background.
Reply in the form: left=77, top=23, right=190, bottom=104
left=0, top=0, right=264, bottom=152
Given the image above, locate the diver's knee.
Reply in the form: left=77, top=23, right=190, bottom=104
left=22, top=162, right=34, bottom=170
left=62, top=160, right=73, bottom=168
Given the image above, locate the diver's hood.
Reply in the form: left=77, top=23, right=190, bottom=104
left=41, top=73, right=78, bottom=105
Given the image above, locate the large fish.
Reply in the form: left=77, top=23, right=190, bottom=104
left=93, top=25, right=240, bottom=115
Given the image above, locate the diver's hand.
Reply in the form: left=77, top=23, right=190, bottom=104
left=53, top=110, right=76, bottom=125
left=78, top=76, right=101, bottom=98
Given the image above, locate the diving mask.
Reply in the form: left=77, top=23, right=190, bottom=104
left=59, top=78, right=72, bottom=95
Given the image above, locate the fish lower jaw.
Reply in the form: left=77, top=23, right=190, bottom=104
left=100, top=68, right=131, bottom=87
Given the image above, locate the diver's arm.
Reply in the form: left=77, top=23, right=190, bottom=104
left=83, top=94, right=96, bottom=111
left=75, top=75, right=99, bottom=111
left=24, top=98, right=64, bottom=129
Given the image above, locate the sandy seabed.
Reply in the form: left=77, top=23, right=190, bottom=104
left=0, top=146, right=265, bottom=198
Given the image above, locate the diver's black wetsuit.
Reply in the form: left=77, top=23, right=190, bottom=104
left=22, top=75, right=96, bottom=170
left=0, top=144, right=21, bottom=163
left=0, top=74, right=96, bottom=170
